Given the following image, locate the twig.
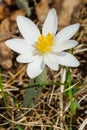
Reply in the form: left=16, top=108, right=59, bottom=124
left=49, top=84, right=55, bottom=105
left=78, top=118, right=87, bottom=130
left=6, top=65, right=27, bottom=84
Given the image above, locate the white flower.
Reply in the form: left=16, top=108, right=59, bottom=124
left=5, top=8, right=80, bottom=78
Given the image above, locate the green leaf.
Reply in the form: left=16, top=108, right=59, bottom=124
left=23, top=68, right=47, bottom=108
left=69, top=127, right=73, bottom=130
left=16, top=0, right=31, bottom=17
left=16, top=125, right=23, bottom=130
left=71, top=101, right=80, bottom=115
left=66, top=67, right=71, bottom=87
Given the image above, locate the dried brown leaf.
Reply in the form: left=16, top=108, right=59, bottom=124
left=0, top=5, right=10, bottom=20
left=58, top=0, right=83, bottom=26
left=35, top=0, right=50, bottom=23
left=10, top=9, right=25, bottom=21
left=0, top=9, right=25, bottom=69
left=3, top=0, right=15, bottom=5
left=0, top=18, right=10, bottom=34
left=0, top=42, right=12, bottom=69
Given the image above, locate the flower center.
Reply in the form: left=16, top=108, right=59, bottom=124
left=35, top=33, right=54, bottom=54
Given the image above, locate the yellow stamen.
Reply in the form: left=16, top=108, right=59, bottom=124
left=35, top=33, right=54, bottom=54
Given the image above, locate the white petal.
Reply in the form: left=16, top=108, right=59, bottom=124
left=55, top=23, right=80, bottom=43
left=42, top=8, right=58, bottom=36
left=53, top=40, right=78, bottom=52
left=27, top=57, right=44, bottom=78
left=16, top=54, right=38, bottom=63
left=44, top=53, right=59, bottom=70
left=57, top=52, right=80, bottom=67
left=5, top=39, right=31, bottom=54
left=17, top=15, right=40, bottom=44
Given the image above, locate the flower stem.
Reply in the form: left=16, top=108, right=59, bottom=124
left=66, top=67, right=73, bottom=129
left=66, top=67, right=73, bottom=108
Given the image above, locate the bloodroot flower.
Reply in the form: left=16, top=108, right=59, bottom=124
left=6, top=9, right=80, bottom=78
